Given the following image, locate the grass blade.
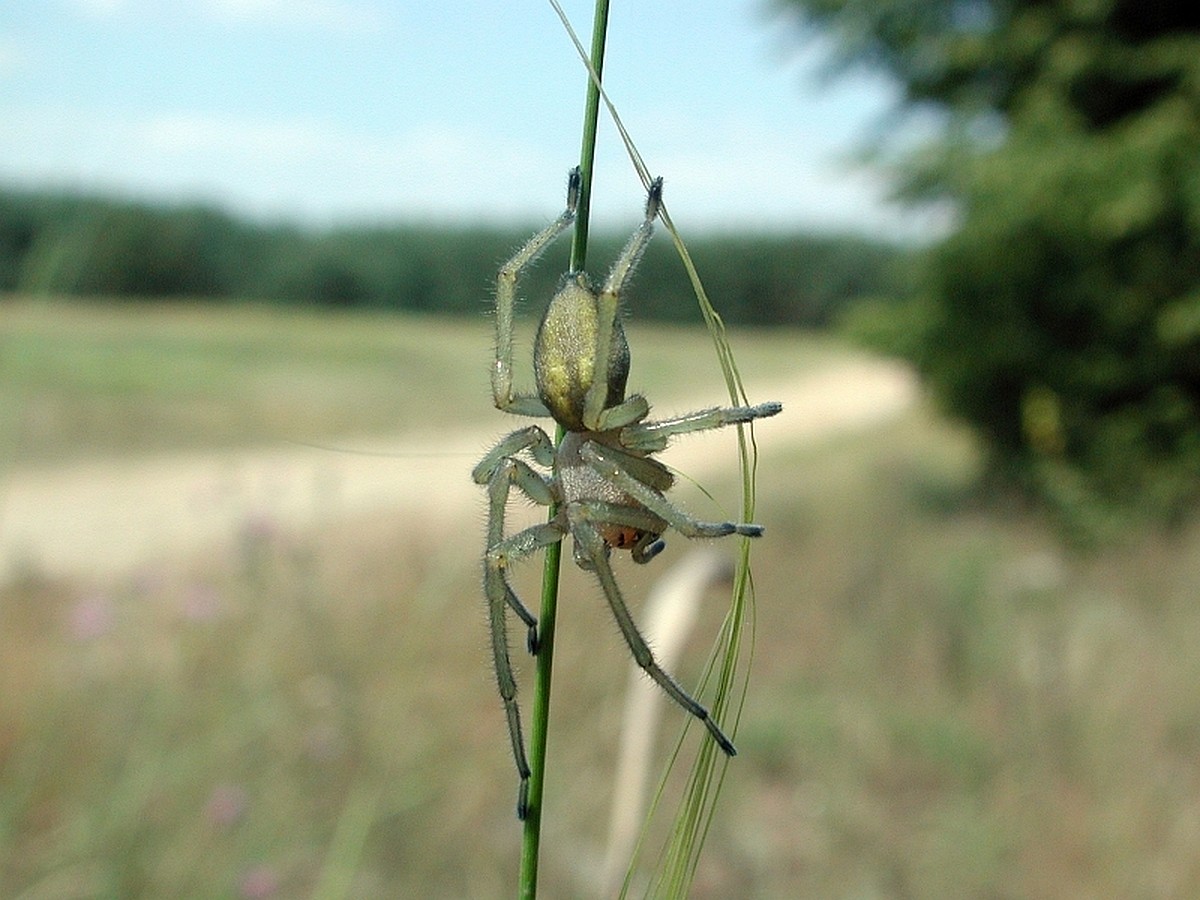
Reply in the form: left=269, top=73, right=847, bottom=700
left=549, top=2, right=765, bottom=895
left=518, top=2, right=612, bottom=896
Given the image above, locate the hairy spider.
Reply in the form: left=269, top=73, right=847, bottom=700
left=472, top=168, right=782, bottom=819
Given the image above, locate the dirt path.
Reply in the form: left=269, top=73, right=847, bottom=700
left=0, top=358, right=916, bottom=584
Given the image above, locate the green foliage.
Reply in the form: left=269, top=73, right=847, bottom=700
left=916, top=109, right=1200, bottom=528
left=0, top=191, right=261, bottom=298
left=642, top=233, right=899, bottom=326
left=782, top=0, right=1200, bottom=529
left=0, top=185, right=899, bottom=326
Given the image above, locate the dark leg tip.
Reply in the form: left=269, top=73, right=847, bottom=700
left=517, top=781, right=530, bottom=820
left=758, top=401, right=783, bottom=418
left=566, top=167, right=582, bottom=211
left=633, top=538, right=666, bottom=564
left=646, top=176, right=664, bottom=218
left=707, top=721, right=738, bottom=757
left=526, top=625, right=540, bottom=656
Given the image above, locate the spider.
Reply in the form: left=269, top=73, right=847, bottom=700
left=472, top=168, right=782, bottom=819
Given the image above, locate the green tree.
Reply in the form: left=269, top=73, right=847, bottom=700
left=782, top=0, right=1200, bottom=528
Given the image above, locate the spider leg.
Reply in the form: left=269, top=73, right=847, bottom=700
left=580, top=441, right=766, bottom=539
left=567, top=506, right=737, bottom=757
left=621, top=401, right=784, bottom=452
left=583, top=178, right=663, bottom=432
left=471, top=425, right=556, bottom=486
left=493, top=168, right=580, bottom=418
left=482, top=455, right=556, bottom=646
left=484, top=520, right=567, bottom=820
left=568, top=498, right=668, bottom=542
left=589, top=441, right=675, bottom=492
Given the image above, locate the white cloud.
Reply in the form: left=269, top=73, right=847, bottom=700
left=0, top=38, right=28, bottom=78
left=61, top=0, right=388, bottom=33
left=199, top=0, right=388, bottom=32
left=0, top=105, right=552, bottom=223
left=136, top=112, right=333, bottom=160
left=64, top=0, right=129, bottom=18
left=0, top=100, right=942, bottom=237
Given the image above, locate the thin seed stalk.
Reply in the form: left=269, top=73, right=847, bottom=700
left=517, top=1, right=611, bottom=896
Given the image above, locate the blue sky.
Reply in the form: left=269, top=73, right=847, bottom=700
left=1, top=0, right=933, bottom=236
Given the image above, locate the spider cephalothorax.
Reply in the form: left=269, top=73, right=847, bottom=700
left=472, top=168, right=782, bottom=819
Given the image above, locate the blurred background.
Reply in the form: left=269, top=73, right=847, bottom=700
left=3, top=1, right=1200, bottom=897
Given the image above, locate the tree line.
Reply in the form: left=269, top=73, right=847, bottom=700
left=783, top=0, right=1200, bottom=533
left=0, top=187, right=902, bottom=328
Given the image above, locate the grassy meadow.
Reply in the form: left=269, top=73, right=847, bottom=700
left=2, top=298, right=1200, bottom=897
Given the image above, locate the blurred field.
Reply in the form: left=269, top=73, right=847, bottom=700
left=2, top=298, right=1200, bottom=898
left=0, top=298, right=836, bottom=466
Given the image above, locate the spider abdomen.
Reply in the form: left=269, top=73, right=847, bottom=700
left=599, top=524, right=644, bottom=550
left=534, top=275, right=630, bottom=431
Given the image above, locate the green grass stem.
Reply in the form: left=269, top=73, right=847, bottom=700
left=517, top=2, right=612, bottom=896
left=550, top=3, right=763, bottom=894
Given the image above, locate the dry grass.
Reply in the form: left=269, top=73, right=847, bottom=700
left=0, top=297, right=823, bottom=466
left=3, top=298, right=1200, bottom=897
